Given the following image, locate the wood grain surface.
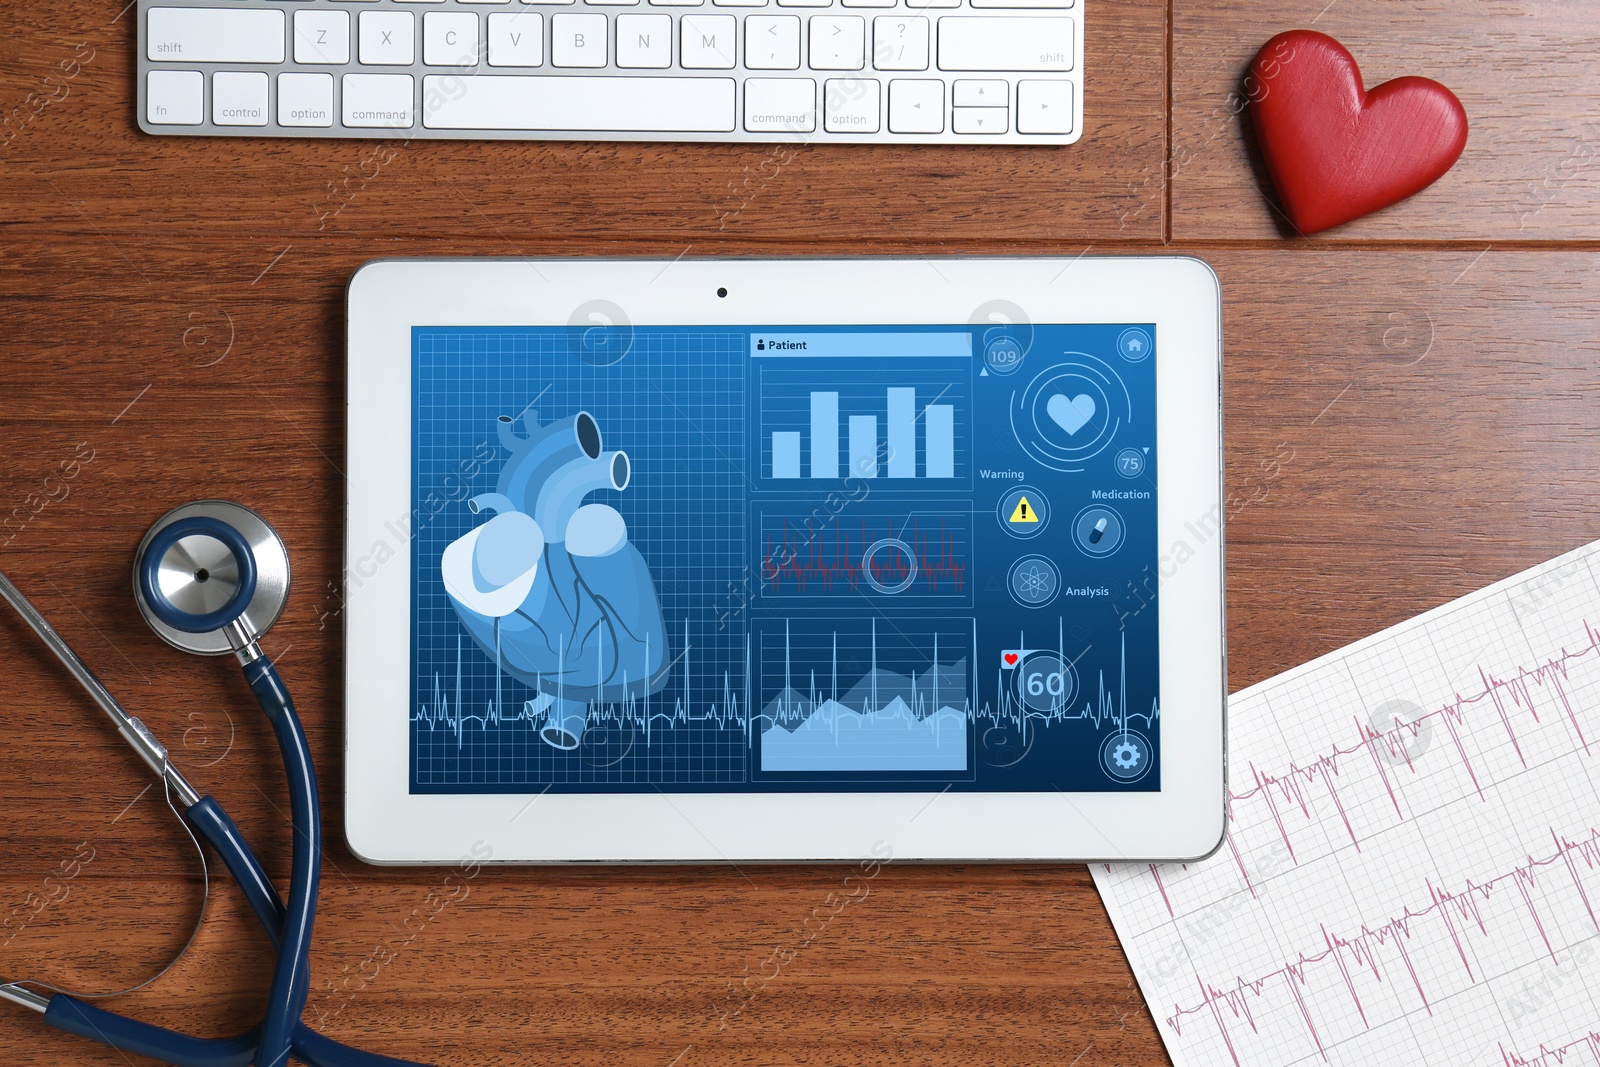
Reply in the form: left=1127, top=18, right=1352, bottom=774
left=3, top=2, right=1600, bottom=1066
left=1170, top=0, right=1600, bottom=241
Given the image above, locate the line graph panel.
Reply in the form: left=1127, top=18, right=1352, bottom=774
left=758, top=510, right=972, bottom=604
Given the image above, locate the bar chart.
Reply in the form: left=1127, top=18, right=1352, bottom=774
left=761, top=381, right=964, bottom=482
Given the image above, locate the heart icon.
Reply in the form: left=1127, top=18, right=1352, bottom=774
left=1047, top=393, right=1096, bottom=435
left=1248, top=30, right=1467, bottom=235
left=1004, top=653, right=1019, bottom=666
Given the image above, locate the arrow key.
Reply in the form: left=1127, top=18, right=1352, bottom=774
left=953, top=105, right=1008, bottom=133
left=1017, top=78, right=1072, bottom=133
left=888, top=78, right=942, bottom=133
left=952, top=78, right=1007, bottom=106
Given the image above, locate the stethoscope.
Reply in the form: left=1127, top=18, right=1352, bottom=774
left=0, top=501, right=437, bottom=1067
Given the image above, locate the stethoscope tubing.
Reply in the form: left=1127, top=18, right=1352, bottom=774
left=39, top=655, right=435, bottom=1067
left=245, top=656, right=320, bottom=1067
left=1, top=540, right=441, bottom=1067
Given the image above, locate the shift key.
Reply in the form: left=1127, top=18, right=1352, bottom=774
left=147, top=8, right=286, bottom=63
left=937, top=17, right=1072, bottom=71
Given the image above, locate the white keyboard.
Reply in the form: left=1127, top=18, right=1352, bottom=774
left=136, top=0, right=1081, bottom=144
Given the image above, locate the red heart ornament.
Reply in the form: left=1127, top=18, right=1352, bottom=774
left=1248, top=30, right=1467, bottom=235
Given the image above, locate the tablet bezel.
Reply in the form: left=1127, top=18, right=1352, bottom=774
left=345, top=256, right=1225, bottom=863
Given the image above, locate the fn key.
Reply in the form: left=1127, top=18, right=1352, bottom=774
left=1017, top=80, right=1072, bottom=134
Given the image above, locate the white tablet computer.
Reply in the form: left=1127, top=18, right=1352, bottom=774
left=345, top=257, right=1224, bottom=863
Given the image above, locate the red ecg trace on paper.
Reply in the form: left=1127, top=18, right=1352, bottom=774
left=1093, top=541, right=1600, bottom=1067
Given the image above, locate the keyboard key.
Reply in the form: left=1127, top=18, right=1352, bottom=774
left=681, top=15, right=737, bottom=68
left=147, top=8, right=285, bottom=63
left=744, top=77, right=814, bottom=132
left=842, top=0, right=895, bottom=7
left=146, top=69, right=204, bottom=125
left=713, top=0, right=768, bottom=7
left=1016, top=78, right=1071, bottom=133
left=294, top=10, right=350, bottom=64
left=487, top=12, right=543, bottom=65
left=809, top=16, right=863, bottom=70
left=937, top=17, right=1072, bottom=71
left=777, top=0, right=833, bottom=9
left=424, top=12, right=479, bottom=65
left=550, top=13, right=606, bottom=66
left=952, top=78, right=1005, bottom=106
left=903, top=0, right=960, bottom=10
left=359, top=11, right=415, bottom=64
left=872, top=15, right=926, bottom=71
left=212, top=71, right=268, bottom=125
left=888, top=77, right=941, bottom=132
left=616, top=14, right=670, bottom=67
left=952, top=105, right=1006, bottom=133
left=745, top=15, right=799, bottom=70
left=278, top=71, right=334, bottom=126
left=648, top=0, right=705, bottom=7
left=423, top=75, right=735, bottom=130
left=520, top=0, right=575, bottom=5
left=823, top=77, right=878, bottom=132
left=970, top=0, right=1074, bottom=6
left=342, top=72, right=415, bottom=127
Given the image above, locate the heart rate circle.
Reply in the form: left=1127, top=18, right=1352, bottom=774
left=1010, top=354, right=1132, bottom=473
left=1015, top=652, right=1077, bottom=715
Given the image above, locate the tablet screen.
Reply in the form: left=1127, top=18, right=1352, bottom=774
left=404, top=321, right=1161, bottom=794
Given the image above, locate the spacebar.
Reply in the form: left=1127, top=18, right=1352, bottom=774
left=423, top=76, right=736, bottom=133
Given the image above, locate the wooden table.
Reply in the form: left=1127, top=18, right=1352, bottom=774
left=2, top=1, right=1597, bottom=1063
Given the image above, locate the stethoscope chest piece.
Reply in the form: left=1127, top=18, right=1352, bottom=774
left=133, top=500, right=290, bottom=655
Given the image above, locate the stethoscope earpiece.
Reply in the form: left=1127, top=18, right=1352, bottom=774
left=132, top=501, right=291, bottom=655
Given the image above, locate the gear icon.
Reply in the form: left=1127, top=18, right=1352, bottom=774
left=1100, top=728, right=1152, bottom=781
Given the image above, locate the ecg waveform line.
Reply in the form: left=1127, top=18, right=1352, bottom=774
left=985, top=627, right=1161, bottom=741
left=760, top=516, right=967, bottom=595
left=757, top=621, right=971, bottom=731
left=1094, top=542, right=1600, bottom=1067
left=1501, top=1030, right=1600, bottom=1067
left=1168, top=825, right=1600, bottom=1066
left=1230, top=621, right=1600, bottom=866
left=416, top=617, right=1156, bottom=744
left=413, top=624, right=747, bottom=746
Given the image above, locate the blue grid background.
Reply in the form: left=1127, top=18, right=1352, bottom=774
left=411, top=326, right=749, bottom=791
left=408, top=323, right=1162, bottom=795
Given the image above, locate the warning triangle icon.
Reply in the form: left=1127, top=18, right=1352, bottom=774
left=1008, top=497, right=1039, bottom=523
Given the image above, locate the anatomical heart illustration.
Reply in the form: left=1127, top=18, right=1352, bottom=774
left=440, top=409, right=669, bottom=750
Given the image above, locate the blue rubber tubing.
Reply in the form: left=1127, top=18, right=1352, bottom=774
left=244, top=656, right=318, bottom=1067
left=40, top=656, right=440, bottom=1067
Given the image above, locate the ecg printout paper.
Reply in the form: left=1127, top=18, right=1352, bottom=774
left=1093, top=540, right=1600, bottom=1067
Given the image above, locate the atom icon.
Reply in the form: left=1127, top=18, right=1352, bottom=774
left=1016, top=563, right=1054, bottom=600
left=1008, top=556, right=1060, bottom=607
